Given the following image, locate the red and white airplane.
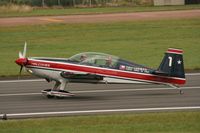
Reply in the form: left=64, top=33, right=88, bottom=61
left=15, top=43, right=186, bottom=98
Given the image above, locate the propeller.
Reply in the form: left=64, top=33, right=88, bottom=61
left=18, top=66, right=23, bottom=79
left=15, top=42, right=28, bottom=79
left=22, top=41, right=27, bottom=58
left=19, top=41, right=27, bottom=58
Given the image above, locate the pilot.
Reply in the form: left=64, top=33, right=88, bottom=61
left=80, top=54, right=87, bottom=62
left=105, top=56, right=113, bottom=68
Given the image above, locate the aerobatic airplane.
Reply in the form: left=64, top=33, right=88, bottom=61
left=15, top=43, right=186, bottom=98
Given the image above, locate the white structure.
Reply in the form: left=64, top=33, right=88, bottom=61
left=154, top=0, right=185, bottom=5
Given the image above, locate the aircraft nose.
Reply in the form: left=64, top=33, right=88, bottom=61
left=15, top=58, right=28, bottom=66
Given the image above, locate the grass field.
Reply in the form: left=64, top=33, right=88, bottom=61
left=0, top=5, right=200, bottom=17
left=0, top=111, right=200, bottom=133
left=0, top=18, right=200, bottom=76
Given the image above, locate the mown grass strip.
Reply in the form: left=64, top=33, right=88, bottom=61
left=0, top=111, right=200, bottom=133
left=0, top=18, right=199, bottom=76
left=0, top=5, right=200, bottom=17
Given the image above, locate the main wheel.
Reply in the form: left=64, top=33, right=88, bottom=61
left=46, top=95, right=54, bottom=99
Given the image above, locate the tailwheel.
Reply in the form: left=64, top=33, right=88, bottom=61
left=176, top=86, right=184, bottom=95
left=169, top=84, right=184, bottom=95
left=179, top=89, right=184, bottom=95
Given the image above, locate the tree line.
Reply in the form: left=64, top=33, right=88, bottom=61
left=0, top=0, right=146, bottom=7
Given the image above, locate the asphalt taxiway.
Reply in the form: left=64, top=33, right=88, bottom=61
left=0, top=73, right=199, bottom=119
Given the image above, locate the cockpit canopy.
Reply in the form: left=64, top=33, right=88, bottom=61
left=68, top=52, right=119, bottom=68
left=68, top=52, right=150, bottom=73
left=69, top=52, right=118, bottom=62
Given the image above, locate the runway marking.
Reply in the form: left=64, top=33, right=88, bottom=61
left=0, top=93, right=40, bottom=96
left=39, top=18, right=63, bottom=22
left=0, top=73, right=199, bottom=83
left=1, top=106, right=200, bottom=118
left=0, top=86, right=199, bottom=97
left=73, top=86, right=199, bottom=93
left=0, top=79, right=44, bottom=83
left=186, top=73, right=200, bottom=76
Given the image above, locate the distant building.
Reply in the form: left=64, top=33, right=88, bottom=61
left=154, top=0, right=185, bottom=5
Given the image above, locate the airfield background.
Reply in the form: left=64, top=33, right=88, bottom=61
left=0, top=0, right=200, bottom=7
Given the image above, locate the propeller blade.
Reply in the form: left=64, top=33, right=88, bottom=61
left=18, top=42, right=27, bottom=58
left=23, top=42, right=27, bottom=58
left=20, top=66, right=23, bottom=75
left=19, top=51, right=23, bottom=58
left=18, top=66, right=23, bottom=79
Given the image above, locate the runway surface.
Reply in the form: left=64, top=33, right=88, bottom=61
left=0, top=73, right=200, bottom=119
left=0, top=10, right=200, bottom=26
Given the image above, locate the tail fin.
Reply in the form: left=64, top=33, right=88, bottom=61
left=157, top=48, right=185, bottom=78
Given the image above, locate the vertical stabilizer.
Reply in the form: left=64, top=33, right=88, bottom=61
left=158, top=48, right=185, bottom=78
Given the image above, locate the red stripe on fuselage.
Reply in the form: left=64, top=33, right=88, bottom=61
left=27, top=59, right=186, bottom=85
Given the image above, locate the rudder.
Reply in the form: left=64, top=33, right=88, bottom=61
left=157, top=48, right=185, bottom=78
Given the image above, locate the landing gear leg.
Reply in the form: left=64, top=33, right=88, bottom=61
left=42, top=81, right=61, bottom=99
left=53, top=81, right=61, bottom=91
left=55, top=80, right=67, bottom=99
left=42, top=80, right=74, bottom=99
left=59, top=80, right=67, bottom=91
left=49, top=81, right=61, bottom=98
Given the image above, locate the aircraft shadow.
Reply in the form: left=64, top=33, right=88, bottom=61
left=42, top=95, right=105, bottom=101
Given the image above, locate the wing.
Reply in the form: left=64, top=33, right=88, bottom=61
left=60, top=70, right=104, bottom=80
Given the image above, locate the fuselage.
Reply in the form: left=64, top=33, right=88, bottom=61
left=21, top=56, right=185, bottom=86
